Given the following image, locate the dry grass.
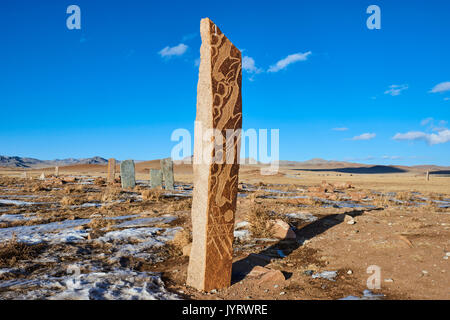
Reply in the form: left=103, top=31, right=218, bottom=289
left=373, top=195, right=389, bottom=208
left=60, top=196, right=77, bottom=206
left=294, top=196, right=326, bottom=207
left=101, top=187, right=122, bottom=202
left=0, top=238, right=46, bottom=267
left=397, top=191, right=412, bottom=202
left=246, top=203, right=274, bottom=238
left=167, top=199, right=192, bottom=211
left=142, top=189, right=164, bottom=202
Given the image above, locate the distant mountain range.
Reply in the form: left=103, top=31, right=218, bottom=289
left=0, top=156, right=108, bottom=168
left=1, top=155, right=448, bottom=173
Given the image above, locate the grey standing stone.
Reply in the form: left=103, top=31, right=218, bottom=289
left=150, top=169, right=163, bottom=189
left=120, top=160, right=136, bottom=189
left=160, top=158, right=174, bottom=190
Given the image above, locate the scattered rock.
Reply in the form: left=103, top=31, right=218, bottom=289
left=248, top=266, right=271, bottom=278
left=182, top=243, right=192, bottom=257
left=62, top=176, right=76, bottom=183
left=344, top=215, right=356, bottom=225
left=268, top=219, right=296, bottom=240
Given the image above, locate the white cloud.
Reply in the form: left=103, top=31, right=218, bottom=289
left=242, top=56, right=262, bottom=74
left=182, top=33, right=197, bottom=42
left=332, top=127, right=349, bottom=131
left=384, top=84, right=408, bottom=96
left=382, top=155, right=402, bottom=160
left=393, top=129, right=450, bottom=145
left=268, top=51, right=311, bottom=73
left=158, top=43, right=188, bottom=58
left=420, top=117, right=434, bottom=126
left=351, top=133, right=376, bottom=141
left=429, top=81, right=450, bottom=93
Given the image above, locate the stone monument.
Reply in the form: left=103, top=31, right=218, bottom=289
left=160, top=158, right=175, bottom=190
left=107, top=158, right=116, bottom=184
left=120, top=160, right=136, bottom=189
left=150, top=169, right=163, bottom=189
left=186, top=18, right=242, bottom=291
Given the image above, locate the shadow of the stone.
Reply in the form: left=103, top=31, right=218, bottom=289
left=231, top=208, right=381, bottom=284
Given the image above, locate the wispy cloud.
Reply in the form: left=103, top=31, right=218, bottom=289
left=420, top=117, right=434, bottom=126
left=351, top=133, right=376, bottom=141
left=268, top=51, right=311, bottom=73
left=332, top=127, right=349, bottom=131
left=384, top=84, right=408, bottom=96
left=393, top=130, right=450, bottom=145
left=382, top=155, right=402, bottom=160
left=182, top=33, right=197, bottom=42
left=158, top=43, right=188, bottom=58
left=242, top=56, right=262, bottom=74
left=429, top=81, right=450, bottom=93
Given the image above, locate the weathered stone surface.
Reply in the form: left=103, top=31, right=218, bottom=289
left=150, top=169, right=163, bottom=189
left=120, top=160, right=136, bottom=189
left=160, top=158, right=174, bottom=190
left=257, top=269, right=285, bottom=286
left=107, top=158, right=116, bottom=184
left=182, top=243, right=192, bottom=257
left=187, top=18, right=242, bottom=292
left=54, top=166, right=59, bottom=177
left=269, top=219, right=296, bottom=240
left=39, top=173, right=45, bottom=180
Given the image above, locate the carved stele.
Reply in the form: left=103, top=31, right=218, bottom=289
left=54, top=166, right=59, bottom=177
left=187, top=18, right=242, bottom=291
left=160, top=158, right=175, bottom=190
left=107, top=158, right=116, bottom=183
left=120, top=160, right=136, bottom=189
left=150, top=169, right=163, bottom=189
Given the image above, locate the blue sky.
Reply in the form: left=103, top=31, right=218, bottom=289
left=0, top=0, right=449, bottom=165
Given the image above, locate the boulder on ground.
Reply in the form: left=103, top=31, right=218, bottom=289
left=268, top=219, right=296, bottom=240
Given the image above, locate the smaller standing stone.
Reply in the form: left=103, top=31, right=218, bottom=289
left=426, top=171, right=430, bottom=181
left=150, top=169, right=163, bottom=189
left=107, top=158, right=116, bottom=184
left=22, top=171, right=27, bottom=179
left=160, top=158, right=174, bottom=190
left=39, top=173, right=45, bottom=180
left=55, top=166, right=59, bottom=177
left=120, top=160, right=136, bottom=189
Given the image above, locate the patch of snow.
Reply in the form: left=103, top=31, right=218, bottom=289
left=285, top=212, right=318, bottom=222
left=0, top=199, right=35, bottom=206
left=235, top=221, right=250, bottom=229
left=115, top=215, right=177, bottom=228
left=234, top=230, right=251, bottom=240
left=312, top=271, right=337, bottom=281
left=0, top=213, right=36, bottom=222
left=0, top=219, right=90, bottom=244
left=340, top=289, right=385, bottom=300
left=1, top=269, right=179, bottom=300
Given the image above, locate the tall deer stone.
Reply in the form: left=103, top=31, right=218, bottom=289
left=107, top=158, right=116, bottom=184
left=187, top=18, right=242, bottom=291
